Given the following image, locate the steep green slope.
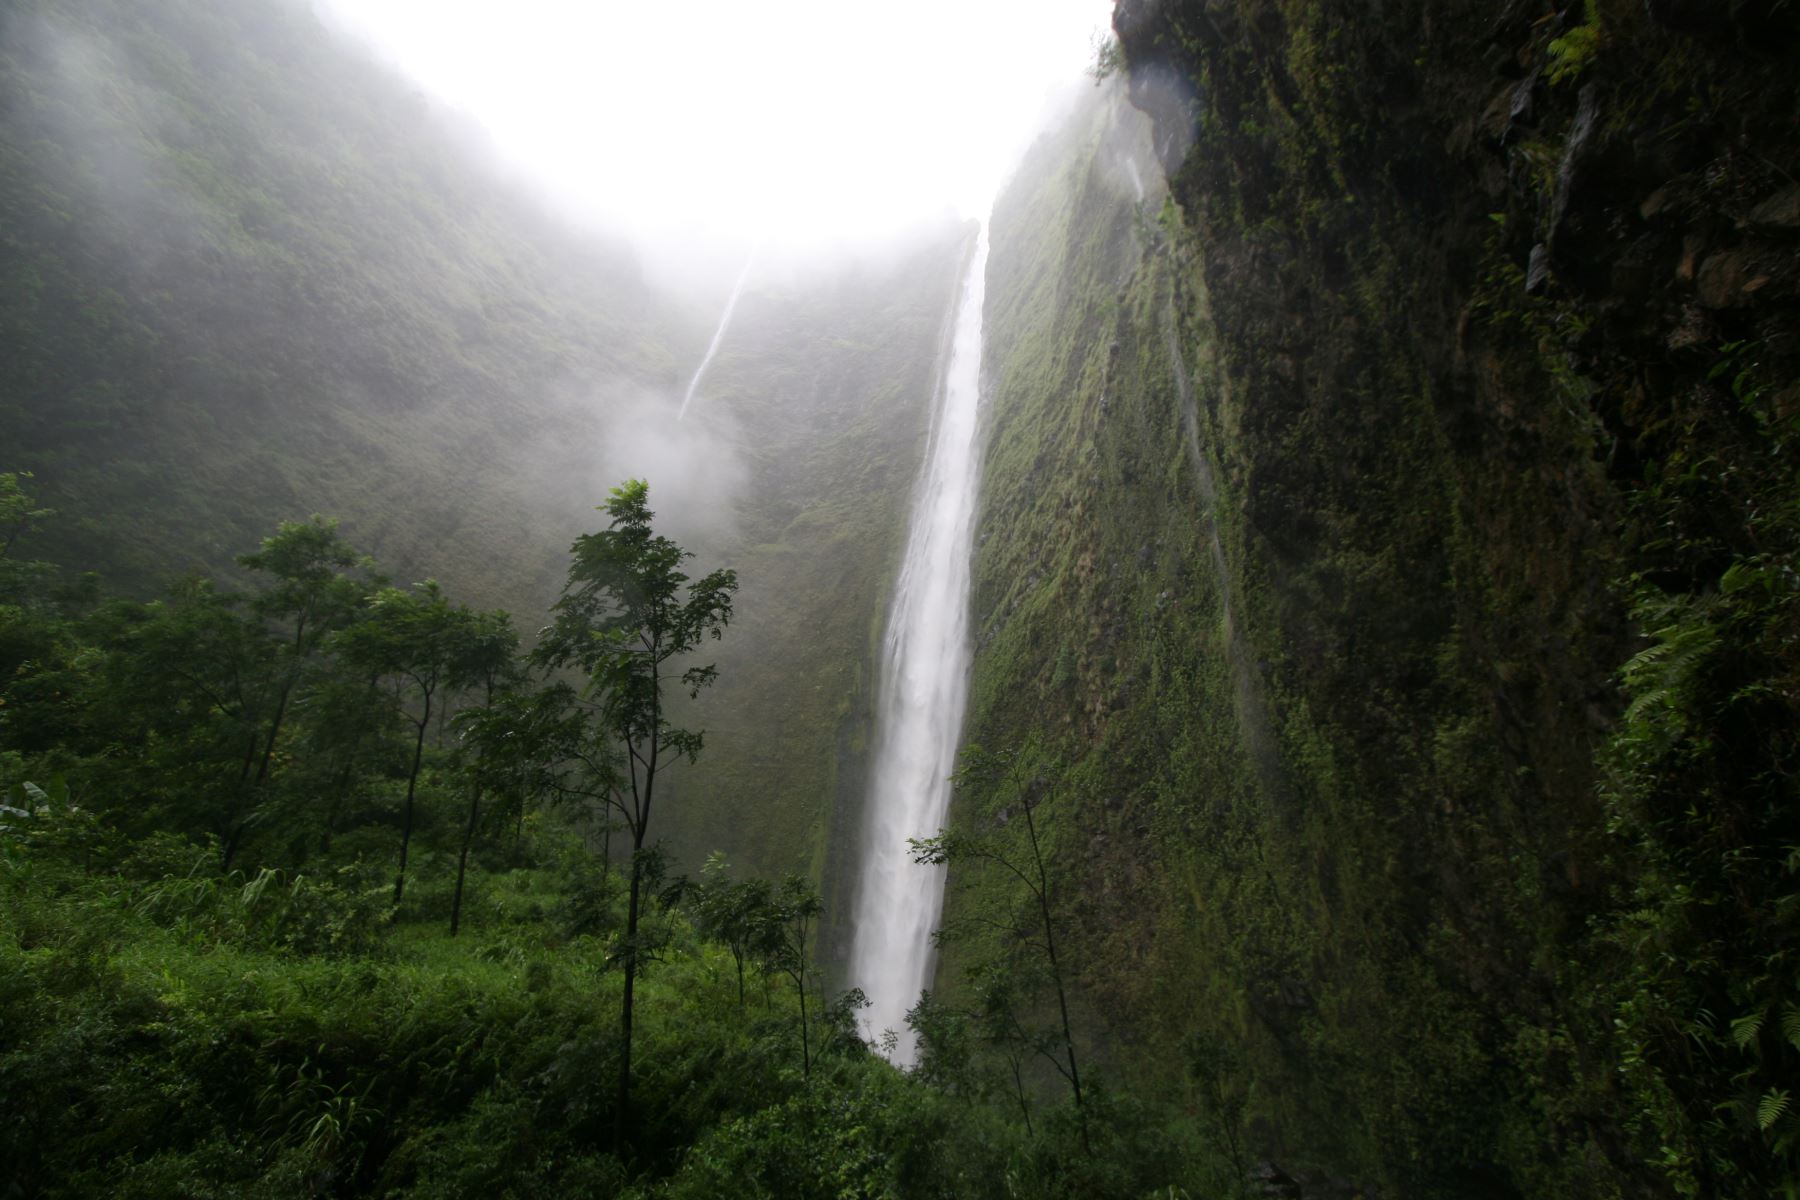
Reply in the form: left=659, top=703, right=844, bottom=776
left=955, top=3, right=1800, bottom=1193
left=0, top=0, right=676, bottom=612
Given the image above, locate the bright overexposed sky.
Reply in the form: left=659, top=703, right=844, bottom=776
left=317, top=0, right=1112, bottom=279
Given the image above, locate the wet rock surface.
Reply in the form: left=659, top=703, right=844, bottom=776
left=1107, top=0, right=1800, bottom=1193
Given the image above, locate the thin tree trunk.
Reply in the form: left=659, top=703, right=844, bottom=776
left=255, top=679, right=294, bottom=786
left=450, top=782, right=481, bottom=936
left=321, top=757, right=354, bottom=854
left=237, top=729, right=260, bottom=785
left=797, top=973, right=811, bottom=1077
left=394, top=689, right=431, bottom=905
left=1011, top=1054, right=1034, bottom=1136
left=1025, top=795, right=1088, bottom=1155
left=324, top=669, right=383, bottom=852
left=615, top=825, right=646, bottom=1153
left=255, top=614, right=310, bottom=786
left=222, top=730, right=261, bottom=870
left=220, top=820, right=246, bottom=873
left=601, top=810, right=612, bottom=890
left=616, top=653, right=663, bottom=1154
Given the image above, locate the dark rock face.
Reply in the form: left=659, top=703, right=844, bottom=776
left=1645, top=0, right=1799, bottom=40
left=1105, top=0, right=1800, bottom=1194
left=1749, top=185, right=1800, bottom=233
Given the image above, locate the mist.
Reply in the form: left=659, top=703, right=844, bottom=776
left=588, top=390, right=750, bottom=555
left=313, top=0, right=1112, bottom=297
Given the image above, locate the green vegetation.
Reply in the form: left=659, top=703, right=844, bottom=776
left=952, top=4, right=1800, bottom=1196
left=912, top=743, right=1092, bottom=1154
left=2, top=474, right=1244, bottom=1195
left=7, top=0, right=1796, bottom=1190
left=531, top=478, right=739, bottom=1144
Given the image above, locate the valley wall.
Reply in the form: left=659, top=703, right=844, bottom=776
left=953, top=5, right=1800, bottom=1194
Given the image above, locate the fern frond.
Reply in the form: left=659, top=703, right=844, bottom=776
left=1733, top=1010, right=1767, bottom=1051
left=1760, top=1087, right=1790, bottom=1130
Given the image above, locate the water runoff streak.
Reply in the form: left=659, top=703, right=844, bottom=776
left=677, top=247, right=758, bottom=421
left=850, top=224, right=990, bottom=1065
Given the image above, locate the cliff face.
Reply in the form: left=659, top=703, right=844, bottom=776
left=958, top=2, right=1800, bottom=1195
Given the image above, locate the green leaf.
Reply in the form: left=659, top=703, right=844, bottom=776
left=1720, top=561, right=1757, bottom=595
left=1733, top=1010, right=1766, bottom=1051
left=1782, top=1005, right=1800, bottom=1053
left=1759, top=1087, right=1789, bottom=1130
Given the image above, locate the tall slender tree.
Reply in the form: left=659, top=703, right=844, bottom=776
left=238, top=517, right=374, bottom=790
left=531, top=479, right=736, bottom=1151
left=912, top=743, right=1091, bottom=1155
left=445, top=629, right=545, bottom=938
left=768, top=873, right=824, bottom=1077
left=334, top=580, right=502, bottom=904
left=105, top=579, right=272, bottom=865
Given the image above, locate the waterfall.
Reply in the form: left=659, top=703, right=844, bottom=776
left=849, top=223, right=990, bottom=1066
left=677, top=247, right=757, bottom=421
left=1125, top=155, right=1146, bottom=202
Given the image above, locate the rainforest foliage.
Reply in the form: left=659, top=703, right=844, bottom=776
left=0, top=476, right=1247, bottom=1197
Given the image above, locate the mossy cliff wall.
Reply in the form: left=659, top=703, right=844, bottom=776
left=953, top=4, right=1800, bottom=1195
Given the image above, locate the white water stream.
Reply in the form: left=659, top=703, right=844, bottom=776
left=677, top=248, right=757, bottom=421
left=849, top=225, right=990, bottom=1065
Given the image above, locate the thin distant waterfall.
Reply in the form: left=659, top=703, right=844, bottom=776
left=677, top=248, right=757, bottom=421
left=849, top=224, right=990, bottom=1066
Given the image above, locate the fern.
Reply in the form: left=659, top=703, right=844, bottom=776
left=1761, top=1088, right=1791, bottom=1131
left=1619, top=607, right=1720, bottom=738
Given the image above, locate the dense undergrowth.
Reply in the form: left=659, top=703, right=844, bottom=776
left=2, top=845, right=1222, bottom=1198
left=3, top=828, right=992, bottom=1198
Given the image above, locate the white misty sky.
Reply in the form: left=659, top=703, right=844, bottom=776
left=317, top=0, right=1112, bottom=274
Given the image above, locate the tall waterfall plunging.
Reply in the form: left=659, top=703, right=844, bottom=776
left=849, top=224, right=990, bottom=1065
left=677, top=248, right=757, bottom=421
